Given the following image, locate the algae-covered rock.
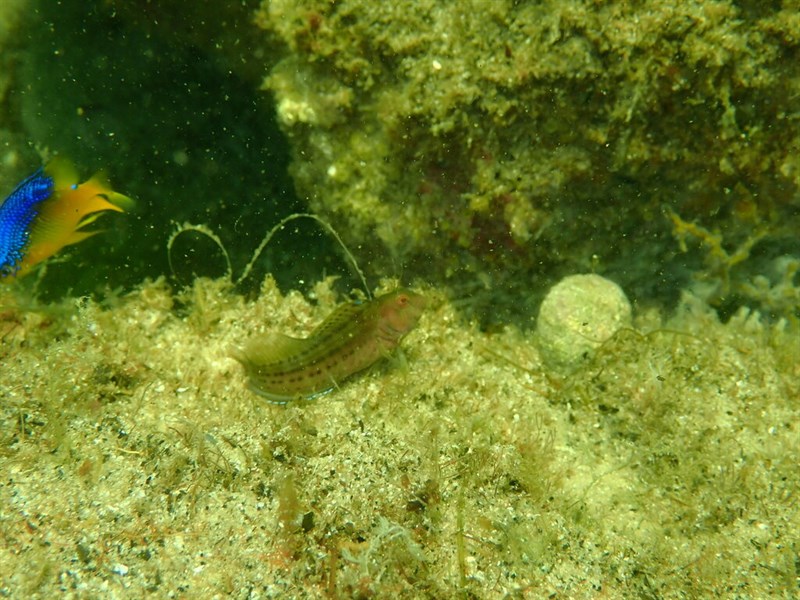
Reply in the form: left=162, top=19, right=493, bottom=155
left=536, top=273, right=632, bottom=371
left=254, top=0, right=800, bottom=318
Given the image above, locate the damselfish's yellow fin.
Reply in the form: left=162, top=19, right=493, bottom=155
left=8, top=158, right=134, bottom=279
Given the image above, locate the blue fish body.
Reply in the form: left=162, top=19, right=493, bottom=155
left=0, top=169, right=55, bottom=277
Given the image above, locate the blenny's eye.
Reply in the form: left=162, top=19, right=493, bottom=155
left=397, top=294, right=409, bottom=306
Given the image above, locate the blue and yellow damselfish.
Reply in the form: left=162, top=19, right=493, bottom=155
left=0, top=158, right=133, bottom=281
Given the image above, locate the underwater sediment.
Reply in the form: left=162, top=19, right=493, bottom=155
left=0, top=1, right=799, bottom=598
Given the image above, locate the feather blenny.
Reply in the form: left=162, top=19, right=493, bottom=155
left=233, top=289, right=426, bottom=403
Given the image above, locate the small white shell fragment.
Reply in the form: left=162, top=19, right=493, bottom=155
left=536, top=274, right=632, bottom=372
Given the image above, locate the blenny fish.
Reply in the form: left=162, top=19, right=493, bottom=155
left=0, top=158, right=133, bottom=281
left=233, top=289, right=427, bottom=403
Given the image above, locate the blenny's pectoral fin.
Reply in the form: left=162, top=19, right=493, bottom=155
left=326, top=372, right=342, bottom=393
left=386, top=347, right=409, bottom=371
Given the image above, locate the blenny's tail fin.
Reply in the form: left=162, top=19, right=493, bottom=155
left=235, top=333, right=310, bottom=368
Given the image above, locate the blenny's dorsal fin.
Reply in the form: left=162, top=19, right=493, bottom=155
left=309, top=301, right=365, bottom=340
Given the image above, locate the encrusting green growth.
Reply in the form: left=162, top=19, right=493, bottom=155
left=0, top=277, right=797, bottom=597
left=536, top=274, right=632, bottom=372
left=254, top=0, right=800, bottom=319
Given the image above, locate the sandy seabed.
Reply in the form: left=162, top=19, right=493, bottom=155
left=1, top=276, right=797, bottom=599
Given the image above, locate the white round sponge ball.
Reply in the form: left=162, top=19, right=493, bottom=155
left=536, top=274, right=632, bottom=371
